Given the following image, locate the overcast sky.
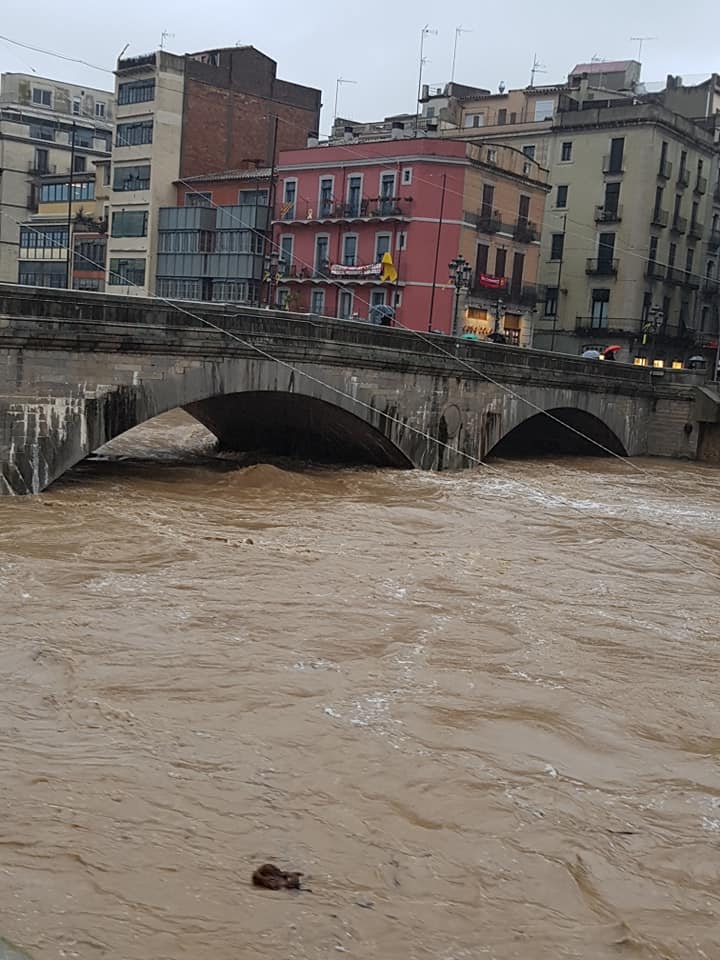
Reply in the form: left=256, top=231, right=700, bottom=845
left=2, top=0, right=718, bottom=132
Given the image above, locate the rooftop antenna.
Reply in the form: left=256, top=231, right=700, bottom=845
left=118, top=43, right=130, bottom=60
left=451, top=25, right=472, bottom=84
left=630, top=36, right=655, bottom=61
left=160, top=30, right=175, bottom=51
left=333, top=77, right=357, bottom=125
left=416, top=24, right=438, bottom=130
left=530, top=54, right=546, bottom=88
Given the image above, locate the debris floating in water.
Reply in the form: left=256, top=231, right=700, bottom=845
left=252, top=863, right=303, bottom=890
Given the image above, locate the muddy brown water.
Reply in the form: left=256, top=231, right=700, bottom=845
left=1, top=411, right=719, bottom=959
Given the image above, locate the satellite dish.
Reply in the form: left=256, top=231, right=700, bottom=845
left=498, top=81, right=506, bottom=93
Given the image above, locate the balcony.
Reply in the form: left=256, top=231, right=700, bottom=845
left=658, top=159, right=672, bottom=179
left=695, top=175, right=708, bottom=195
left=651, top=208, right=669, bottom=227
left=602, top=155, right=624, bottom=175
left=670, top=214, right=687, bottom=234
left=513, top=219, right=538, bottom=243
left=688, top=219, right=704, bottom=240
left=275, top=196, right=411, bottom=224
left=708, top=228, right=720, bottom=251
left=677, top=167, right=690, bottom=188
left=465, top=208, right=504, bottom=234
left=664, top=266, right=683, bottom=285
left=586, top=257, right=618, bottom=276
left=595, top=204, right=623, bottom=223
left=27, top=160, right=56, bottom=176
left=702, top=277, right=720, bottom=298
left=645, top=261, right=663, bottom=280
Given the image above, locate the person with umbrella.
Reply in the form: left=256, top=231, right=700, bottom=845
left=603, top=344, right=622, bottom=361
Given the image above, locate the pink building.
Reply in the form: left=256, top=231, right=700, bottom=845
left=272, top=137, right=548, bottom=336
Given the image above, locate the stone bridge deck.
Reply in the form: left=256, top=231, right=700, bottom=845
left=0, top=284, right=710, bottom=495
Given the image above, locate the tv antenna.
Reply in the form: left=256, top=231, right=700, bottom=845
left=451, top=25, right=472, bottom=83
left=416, top=24, right=438, bottom=128
left=530, top=54, right=546, bottom=88
left=630, top=36, right=655, bottom=60
left=333, top=77, right=357, bottom=124
left=160, top=30, right=175, bottom=51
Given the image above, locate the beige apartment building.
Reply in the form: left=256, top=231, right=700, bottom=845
left=0, top=72, right=113, bottom=284
left=421, top=61, right=720, bottom=364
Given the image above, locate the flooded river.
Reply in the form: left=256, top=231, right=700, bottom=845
left=0, top=411, right=719, bottom=959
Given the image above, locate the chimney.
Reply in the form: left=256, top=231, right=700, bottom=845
left=307, top=131, right=319, bottom=147
left=421, top=83, right=429, bottom=100
left=343, top=124, right=354, bottom=143
left=391, top=120, right=404, bottom=140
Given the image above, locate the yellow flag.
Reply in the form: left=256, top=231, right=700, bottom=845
left=380, top=251, right=398, bottom=283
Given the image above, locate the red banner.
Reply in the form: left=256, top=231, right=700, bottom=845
left=478, top=273, right=506, bottom=289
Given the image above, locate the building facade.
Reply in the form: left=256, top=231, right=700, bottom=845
left=0, top=72, right=113, bottom=283
left=155, top=168, right=271, bottom=302
left=272, top=137, right=548, bottom=336
left=107, top=46, right=321, bottom=297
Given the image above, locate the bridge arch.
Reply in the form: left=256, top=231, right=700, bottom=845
left=487, top=406, right=628, bottom=459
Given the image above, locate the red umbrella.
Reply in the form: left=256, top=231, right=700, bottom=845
left=603, top=345, right=622, bottom=355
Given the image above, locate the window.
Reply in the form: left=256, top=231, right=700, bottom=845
left=318, top=176, right=334, bottom=217
left=117, top=79, right=156, bottom=105
left=604, top=181, right=620, bottom=214
left=380, top=173, right=395, bottom=198
left=394, top=290, right=403, bottom=307
left=279, top=235, right=294, bottom=272
left=19, top=226, right=68, bottom=249
left=396, top=231, right=407, bottom=251
left=39, top=181, right=95, bottom=203
left=591, top=289, right=610, bottom=328
left=498, top=109, right=507, bottom=125
left=238, top=189, right=268, bottom=206
left=347, top=175, right=362, bottom=216
left=314, top=235, right=329, bottom=274
left=556, top=185, right=568, bottom=208
left=74, top=239, right=106, bottom=270
left=534, top=99, right=554, bottom=121
left=648, top=235, right=658, bottom=267
left=72, top=98, right=81, bottom=116
left=95, top=102, right=106, bottom=119
left=686, top=247, right=695, bottom=276
left=32, top=88, right=52, bottom=107
left=654, top=185, right=664, bottom=218
left=116, top=120, right=153, bottom=147
left=668, top=242, right=677, bottom=270
left=561, top=141, right=573, bottom=162
left=510, top=112, right=517, bottom=124
left=338, top=291, right=353, bottom=319
left=210, top=280, right=257, bottom=303
left=475, top=244, right=489, bottom=277
left=34, top=148, right=49, bottom=173
left=487, top=148, right=497, bottom=164
left=74, top=278, right=102, bottom=292
left=401, top=167, right=413, bottom=185
left=673, top=194, right=682, bottom=220
left=426, top=106, right=435, bottom=118
left=310, top=289, right=325, bottom=315
left=72, top=128, right=93, bottom=149
left=510, top=252, right=524, bottom=297
left=111, top=210, right=148, bottom=238
left=114, top=165, right=151, bottom=192
left=185, top=191, right=213, bottom=208
left=29, top=124, right=54, bottom=142
left=494, top=247, right=507, bottom=277
left=342, top=234, right=357, bottom=266
left=544, top=286, right=558, bottom=316
left=464, top=114, right=484, bottom=128
left=598, top=232, right=616, bottom=266
left=550, top=233, right=565, bottom=260
left=73, top=155, right=87, bottom=173
left=109, top=258, right=145, bottom=286
left=282, top=179, right=297, bottom=219
left=481, top=183, right=495, bottom=217
left=522, top=145, right=536, bottom=160
left=518, top=194, right=530, bottom=224
left=608, top=137, right=624, bottom=173
left=375, top=233, right=391, bottom=261
left=680, top=150, right=687, bottom=175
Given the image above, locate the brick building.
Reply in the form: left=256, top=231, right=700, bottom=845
left=272, top=137, right=549, bottom=337
left=106, top=45, right=321, bottom=296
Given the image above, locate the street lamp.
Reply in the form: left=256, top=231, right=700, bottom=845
left=642, top=304, right=664, bottom=366
left=449, top=254, right=472, bottom=337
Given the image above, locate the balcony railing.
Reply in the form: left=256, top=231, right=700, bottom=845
left=645, top=261, right=663, bottom=280
left=595, top=204, right=623, bottom=223
left=658, top=159, right=672, bottom=179
left=677, top=167, right=690, bottom=188
left=651, top=208, right=669, bottom=227
left=465, top=208, right=504, bottom=233
left=708, top=228, right=720, bottom=251
left=702, top=277, right=720, bottom=297
left=276, top=197, right=410, bottom=223
left=27, top=160, right=56, bottom=176
left=688, top=219, right=704, bottom=240
left=586, top=257, right=619, bottom=276
left=664, top=266, right=683, bottom=285
left=602, top=155, right=624, bottom=175
left=513, top=219, right=538, bottom=243
left=695, top=175, right=708, bottom=195
left=670, top=214, right=688, bottom=234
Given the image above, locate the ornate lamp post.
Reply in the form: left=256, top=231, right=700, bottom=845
left=448, top=255, right=472, bottom=337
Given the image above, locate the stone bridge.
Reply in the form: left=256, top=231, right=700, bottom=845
left=0, top=284, right=713, bottom=495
